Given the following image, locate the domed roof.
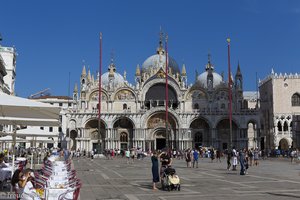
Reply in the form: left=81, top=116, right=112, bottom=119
left=141, top=53, right=180, bottom=75
left=197, top=71, right=223, bottom=88
left=101, top=62, right=125, bottom=87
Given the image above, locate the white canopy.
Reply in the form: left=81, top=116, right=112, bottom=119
left=16, top=128, right=58, bottom=137
left=0, top=92, right=60, bottom=126
left=0, top=92, right=60, bottom=173
left=0, top=135, right=27, bottom=142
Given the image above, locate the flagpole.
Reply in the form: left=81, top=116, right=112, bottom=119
left=165, top=34, right=169, bottom=149
left=98, top=33, right=103, bottom=154
left=227, top=38, right=233, bottom=150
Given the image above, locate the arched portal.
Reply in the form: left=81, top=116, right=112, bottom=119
left=85, top=119, right=106, bottom=153
left=154, top=130, right=166, bottom=150
left=216, top=119, right=238, bottom=150
left=190, top=118, right=210, bottom=149
left=113, top=117, right=134, bottom=149
left=120, top=132, right=128, bottom=150
left=279, top=138, right=289, bottom=151
left=147, top=112, right=178, bottom=150
left=69, top=130, right=78, bottom=151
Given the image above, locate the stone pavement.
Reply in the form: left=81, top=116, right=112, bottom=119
left=74, top=157, right=300, bottom=200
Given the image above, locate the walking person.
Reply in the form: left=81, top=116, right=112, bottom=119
left=151, top=151, right=160, bottom=190
left=227, top=149, right=232, bottom=170
left=192, top=149, right=199, bottom=168
left=232, top=147, right=238, bottom=171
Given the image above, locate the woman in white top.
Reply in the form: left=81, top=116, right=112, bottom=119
left=21, top=169, right=41, bottom=200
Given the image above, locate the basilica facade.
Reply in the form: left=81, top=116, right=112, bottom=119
left=66, top=39, right=260, bottom=152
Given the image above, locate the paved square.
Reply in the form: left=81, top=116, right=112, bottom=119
left=74, top=157, right=300, bottom=200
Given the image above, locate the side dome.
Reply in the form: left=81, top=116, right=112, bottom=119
left=197, top=71, right=223, bottom=88
left=141, top=53, right=180, bottom=75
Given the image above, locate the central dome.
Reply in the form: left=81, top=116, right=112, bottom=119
left=197, top=71, right=223, bottom=88
left=141, top=53, right=180, bottom=75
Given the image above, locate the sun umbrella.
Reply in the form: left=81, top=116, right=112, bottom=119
left=0, top=92, right=60, bottom=173
left=0, top=92, right=60, bottom=126
left=0, top=135, right=28, bottom=142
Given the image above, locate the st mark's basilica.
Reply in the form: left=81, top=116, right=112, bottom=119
left=66, top=36, right=260, bottom=152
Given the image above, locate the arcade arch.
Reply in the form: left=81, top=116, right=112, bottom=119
left=113, top=117, right=134, bottom=150
left=189, top=118, right=210, bottom=149
left=216, top=119, right=238, bottom=150
left=85, top=119, right=106, bottom=152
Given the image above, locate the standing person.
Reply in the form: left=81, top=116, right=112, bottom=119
left=248, top=149, right=254, bottom=166
left=91, top=149, right=94, bottom=160
left=290, top=149, right=295, bottom=163
left=192, top=149, right=199, bottom=168
left=232, top=147, right=238, bottom=171
left=63, top=148, right=69, bottom=161
left=173, top=149, right=177, bottom=159
left=125, top=149, right=130, bottom=164
left=151, top=151, right=159, bottom=190
left=210, top=148, right=215, bottom=163
left=160, top=151, right=172, bottom=178
left=227, top=150, right=232, bottom=170
left=130, top=148, right=136, bottom=163
left=253, top=148, right=259, bottom=166
left=185, top=149, right=192, bottom=168
left=216, top=149, right=221, bottom=163
left=239, top=149, right=246, bottom=175
left=111, top=149, right=115, bottom=160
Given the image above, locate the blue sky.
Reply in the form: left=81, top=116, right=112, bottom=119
left=1, top=0, right=300, bottom=97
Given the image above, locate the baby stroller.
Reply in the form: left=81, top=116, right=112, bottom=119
left=161, top=166, right=180, bottom=191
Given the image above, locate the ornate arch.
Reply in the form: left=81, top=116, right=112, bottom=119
left=213, top=116, right=240, bottom=129
left=88, top=89, right=108, bottom=101
left=140, top=107, right=182, bottom=129
left=69, top=119, right=77, bottom=130
left=140, top=78, right=182, bottom=101
left=112, top=87, right=137, bottom=101
left=83, top=117, right=107, bottom=129
left=188, top=117, right=212, bottom=129
left=291, top=93, right=300, bottom=106
left=112, top=116, right=136, bottom=129
left=185, top=89, right=208, bottom=101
